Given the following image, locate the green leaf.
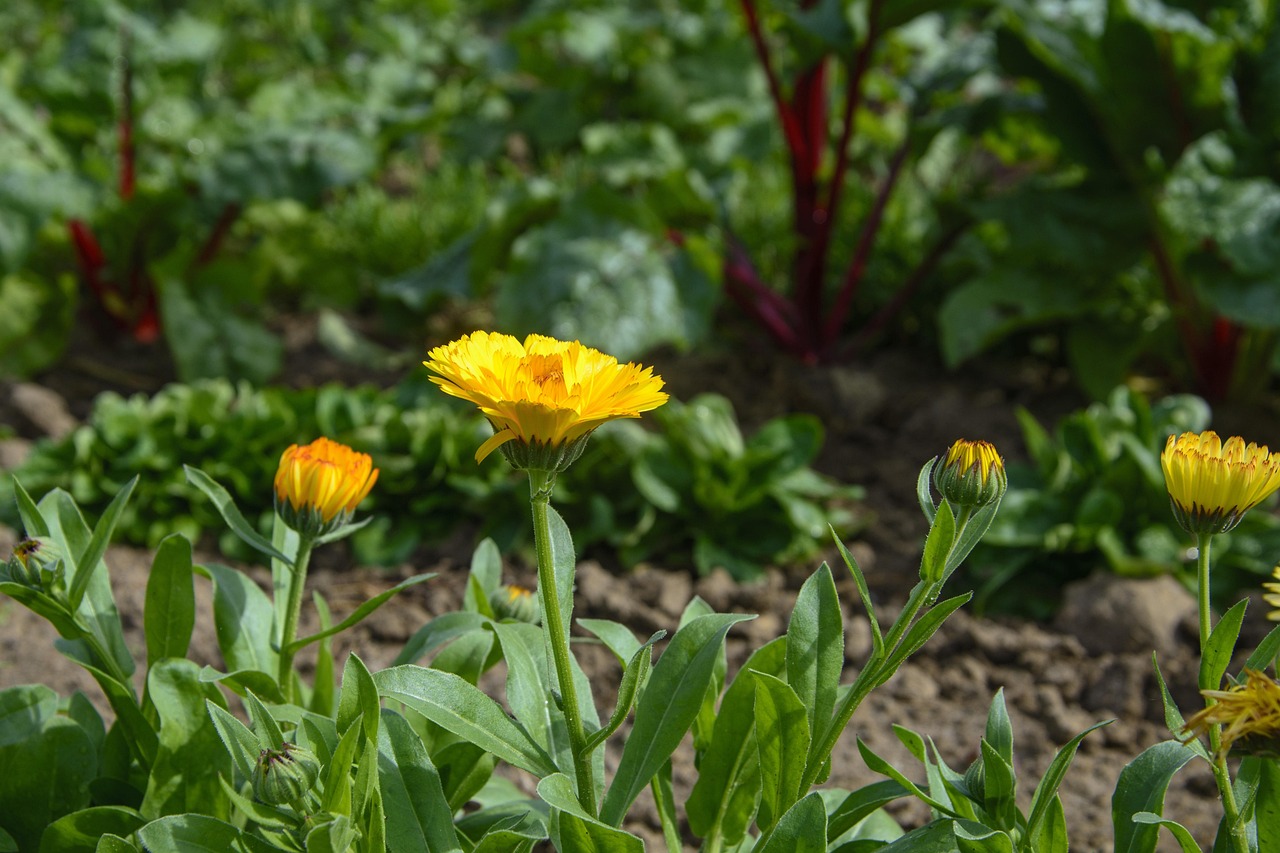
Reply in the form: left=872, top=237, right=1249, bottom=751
left=393, top=612, right=488, bottom=666
left=1026, top=719, right=1110, bottom=843
left=539, top=773, right=645, bottom=853
left=0, top=719, right=96, bottom=851
left=375, top=665, right=558, bottom=777
left=137, top=814, right=274, bottom=853
left=1129, top=814, right=1201, bottom=853
left=756, top=792, right=828, bottom=853
left=68, top=476, right=137, bottom=612
left=753, top=673, right=811, bottom=834
left=832, top=530, right=883, bottom=658
left=320, top=725, right=363, bottom=815
left=38, top=807, right=145, bottom=853
left=1032, top=795, right=1069, bottom=853
left=286, top=574, right=435, bottom=654
left=984, top=689, right=1013, bottom=766
left=877, top=593, right=972, bottom=684
left=916, top=458, right=938, bottom=523
left=978, top=739, right=1017, bottom=831
left=1112, top=740, right=1197, bottom=853
left=942, top=498, right=1003, bottom=580
left=600, top=613, right=753, bottom=826
left=197, top=668, right=285, bottom=705
left=577, top=619, right=643, bottom=664
left=490, top=621, right=572, bottom=774
left=1151, top=655, right=1207, bottom=760
left=463, top=538, right=503, bottom=613
left=435, top=740, right=496, bottom=812
left=825, top=780, right=911, bottom=839
left=95, top=834, right=140, bottom=853
left=785, top=563, right=843, bottom=755
left=920, top=500, right=956, bottom=584
left=310, top=593, right=335, bottom=717
left=195, top=563, right=279, bottom=677
left=583, top=632, right=661, bottom=753
left=205, top=702, right=261, bottom=784
left=305, top=814, right=358, bottom=853
left=337, top=653, right=380, bottom=744
left=378, top=711, right=462, bottom=853
left=141, top=660, right=231, bottom=820
left=145, top=535, right=195, bottom=664
left=183, top=467, right=290, bottom=564
left=1244, top=624, right=1280, bottom=672
left=0, top=684, right=58, bottom=748
left=12, top=479, right=49, bottom=537
left=1257, top=759, right=1280, bottom=853
left=160, top=274, right=282, bottom=385
left=857, top=737, right=956, bottom=816
left=1200, top=600, right=1247, bottom=691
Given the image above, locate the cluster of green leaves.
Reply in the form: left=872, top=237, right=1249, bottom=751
left=942, top=0, right=1280, bottom=398
left=964, top=387, right=1280, bottom=617
left=0, top=380, right=859, bottom=577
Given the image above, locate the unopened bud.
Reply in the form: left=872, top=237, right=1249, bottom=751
left=8, top=537, right=66, bottom=595
left=934, top=440, right=1006, bottom=509
left=253, top=742, right=320, bottom=806
left=489, top=584, right=539, bottom=623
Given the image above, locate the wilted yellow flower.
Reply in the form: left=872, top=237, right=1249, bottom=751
left=1161, top=431, right=1280, bottom=535
left=1183, top=669, right=1280, bottom=759
left=934, top=439, right=1006, bottom=509
left=274, top=437, right=378, bottom=537
left=424, top=331, right=669, bottom=470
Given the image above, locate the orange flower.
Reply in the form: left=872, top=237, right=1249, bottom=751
left=424, top=331, right=668, bottom=470
left=1161, top=431, right=1280, bottom=535
left=274, top=437, right=378, bottom=536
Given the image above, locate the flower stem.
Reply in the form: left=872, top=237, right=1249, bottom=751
left=529, top=471, right=597, bottom=816
left=1196, top=533, right=1248, bottom=853
left=277, top=538, right=314, bottom=704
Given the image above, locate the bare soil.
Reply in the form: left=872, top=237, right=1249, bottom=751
left=2, top=323, right=1271, bottom=851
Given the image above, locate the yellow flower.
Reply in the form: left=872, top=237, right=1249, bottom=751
left=1264, top=565, right=1280, bottom=622
left=1183, top=669, right=1280, bottom=759
left=934, top=439, right=1006, bottom=509
left=274, top=437, right=378, bottom=537
left=1161, top=431, right=1280, bottom=535
left=424, top=331, right=669, bottom=469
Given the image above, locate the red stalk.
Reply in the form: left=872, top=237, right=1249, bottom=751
left=194, top=203, right=242, bottom=267
left=119, top=28, right=135, bottom=201
left=740, top=0, right=805, bottom=164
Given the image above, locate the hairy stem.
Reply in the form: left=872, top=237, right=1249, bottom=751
left=277, top=539, right=314, bottom=704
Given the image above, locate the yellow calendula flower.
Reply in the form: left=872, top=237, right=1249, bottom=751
left=1183, top=669, right=1280, bottom=760
left=1161, top=431, right=1280, bottom=535
left=1264, top=565, right=1280, bottom=622
left=274, top=437, right=379, bottom=537
left=424, top=331, right=669, bottom=471
left=934, top=439, right=1006, bottom=509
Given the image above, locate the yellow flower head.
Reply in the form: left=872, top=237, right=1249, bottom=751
left=424, top=331, right=669, bottom=469
left=1264, top=564, right=1280, bottom=622
left=1183, top=669, right=1280, bottom=760
left=1161, top=431, right=1280, bottom=535
left=274, top=437, right=379, bottom=537
left=934, top=439, right=1006, bottom=509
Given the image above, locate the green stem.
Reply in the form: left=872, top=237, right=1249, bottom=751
left=529, top=471, right=597, bottom=817
left=277, top=538, right=314, bottom=705
left=1196, top=533, right=1248, bottom=853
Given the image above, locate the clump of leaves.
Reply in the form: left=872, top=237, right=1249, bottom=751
left=964, top=386, right=1280, bottom=617
left=0, top=381, right=858, bottom=577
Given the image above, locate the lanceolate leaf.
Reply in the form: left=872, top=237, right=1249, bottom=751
left=1112, top=740, right=1197, bottom=853
left=145, top=535, right=195, bottom=664
left=183, top=466, right=290, bottom=564
left=785, top=563, right=843, bottom=756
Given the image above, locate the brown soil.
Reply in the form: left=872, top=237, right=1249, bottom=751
left=1, top=322, right=1267, bottom=851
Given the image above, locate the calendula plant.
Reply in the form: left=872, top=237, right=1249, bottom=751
left=28, top=331, right=1207, bottom=852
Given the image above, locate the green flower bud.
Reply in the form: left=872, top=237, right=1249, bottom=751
left=8, top=537, right=66, bottom=595
left=489, top=584, right=540, bottom=623
left=963, top=758, right=986, bottom=800
left=934, top=440, right=1006, bottom=510
left=253, top=742, right=320, bottom=806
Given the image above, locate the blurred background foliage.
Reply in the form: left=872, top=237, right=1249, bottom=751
left=3, top=0, right=1280, bottom=600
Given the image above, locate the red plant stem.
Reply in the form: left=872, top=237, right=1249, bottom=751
left=1148, top=235, right=1212, bottom=385
left=194, top=203, right=242, bottom=267
left=119, top=28, right=135, bottom=201
left=845, top=221, right=970, bottom=356
left=740, top=0, right=805, bottom=164
left=68, top=220, right=109, bottom=300
left=723, top=241, right=804, bottom=355
left=822, top=136, right=912, bottom=346
left=792, top=61, right=829, bottom=341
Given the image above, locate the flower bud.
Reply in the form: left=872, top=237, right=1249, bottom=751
left=489, top=584, right=540, bottom=623
left=274, top=437, right=378, bottom=539
left=934, top=440, right=1006, bottom=509
left=7, top=537, right=67, bottom=595
left=253, top=742, right=320, bottom=806
left=963, top=758, right=986, bottom=800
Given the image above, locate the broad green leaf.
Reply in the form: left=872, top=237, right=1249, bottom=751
left=337, top=653, right=380, bottom=744
left=242, top=691, right=285, bottom=754
left=95, top=835, right=140, bottom=853
left=916, top=458, right=938, bottom=523
left=394, top=612, right=488, bottom=666
left=877, top=593, right=972, bottom=684
left=463, top=538, right=503, bottom=612
left=651, top=761, right=683, bottom=853
left=160, top=276, right=282, bottom=385
left=1032, top=795, right=1069, bottom=853
left=542, top=505, right=576, bottom=670
left=577, top=619, right=643, bottom=664
left=832, top=530, right=883, bottom=658
left=141, top=659, right=230, bottom=820
left=942, top=498, right=1003, bottom=580
left=600, top=613, right=753, bottom=826
left=145, top=535, right=195, bottom=664
left=1129, top=814, right=1200, bottom=853
left=195, top=563, right=279, bottom=677
left=756, top=792, right=828, bottom=853
left=491, top=621, right=572, bottom=773
left=1151, top=656, right=1207, bottom=760
left=183, top=467, right=290, bottom=564
left=984, top=689, right=1013, bottom=766
left=0, top=684, right=57, bottom=748
left=311, top=592, right=335, bottom=717
left=304, top=814, right=358, bottom=853
left=1200, top=600, right=1247, bottom=691
left=0, top=719, right=96, bottom=851
left=375, top=665, right=558, bottom=777
left=754, top=673, right=810, bottom=834
left=197, top=668, right=285, bottom=705
left=435, top=740, right=496, bottom=812
left=857, top=737, right=956, bottom=816
left=825, top=780, right=911, bottom=839
left=38, top=807, right=145, bottom=853
left=978, top=739, right=1017, bottom=831
left=539, top=774, right=644, bottom=853
left=686, top=638, right=787, bottom=841
left=583, top=632, right=661, bottom=753
left=13, top=479, right=49, bottom=537
left=954, top=821, right=1014, bottom=853
left=785, top=563, right=843, bottom=753
left=1244, top=624, right=1280, bottom=672
left=269, top=514, right=301, bottom=654
left=205, top=702, right=260, bottom=784
left=378, top=711, right=461, bottom=853
left=137, top=813, right=274, bottom=853
left=919, top=499, right=956, bottom=584
left=320, top=725, right=364, bottom=815
left=1112, top=740, right=1197, bottom=853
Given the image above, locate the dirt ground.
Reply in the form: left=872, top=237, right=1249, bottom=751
left=2, top=323, right=1273, bottom=851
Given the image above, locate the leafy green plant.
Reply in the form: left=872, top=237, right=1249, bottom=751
left=964, top=387, right=1280, bottom=617
left=943, top=0, right=1280, bottom=400
left=0, top=380, right=857, bottom=577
